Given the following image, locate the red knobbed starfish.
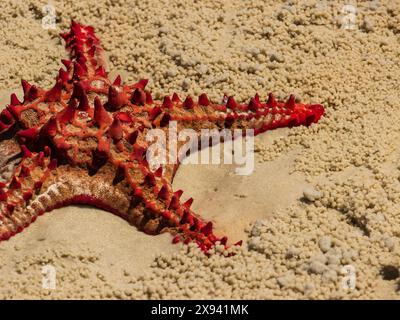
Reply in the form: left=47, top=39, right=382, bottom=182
left=0, top=21, right=324, bottom=252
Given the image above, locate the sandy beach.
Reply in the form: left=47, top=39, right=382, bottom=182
left=0, top=0, right=400, bottom=299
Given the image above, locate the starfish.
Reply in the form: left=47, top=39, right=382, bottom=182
left=0, top=21, right=324, bottom=252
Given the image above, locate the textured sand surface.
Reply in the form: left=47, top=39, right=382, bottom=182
left=1, top=0, right=400, bottom=299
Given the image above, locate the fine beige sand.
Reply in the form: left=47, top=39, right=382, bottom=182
left=1, top=0, right=400, bottom=299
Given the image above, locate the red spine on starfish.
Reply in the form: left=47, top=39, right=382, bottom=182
left=0, top=21, right=324, bottom=253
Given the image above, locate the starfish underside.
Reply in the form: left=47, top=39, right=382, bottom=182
left=0, top=22, right=324, bottom=252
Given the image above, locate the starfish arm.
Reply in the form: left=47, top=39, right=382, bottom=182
left=126, top=92, right=324, bottom=179
left=60, top=21, right=108, bottom=81
left=0, top=147, right=56, bottom=240
left=0, top=149, right=225, bottom=251
left=148, top=93, right=325, bottom=136
left=0, top=22, right=104, bottom=139
left=117, top=155, right=226, bottom=250
left=0, top=160, right=134, bottom=241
